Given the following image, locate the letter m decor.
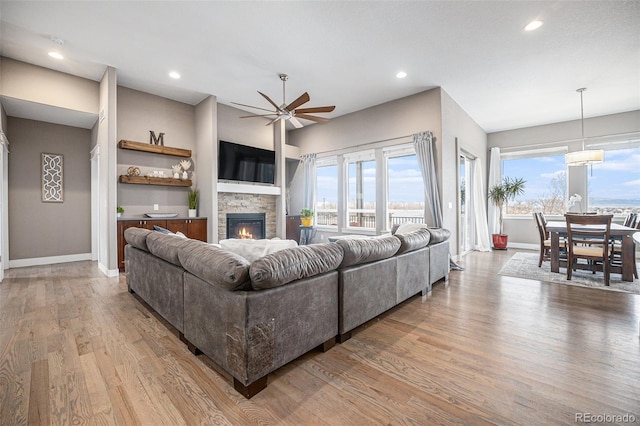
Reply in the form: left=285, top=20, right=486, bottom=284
left=149, top=130, right=165, bottom=146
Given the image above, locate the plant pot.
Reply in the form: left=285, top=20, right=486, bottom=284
left=188, top=209, right=197, bottom=218
left=492, top=234, right=508, bottom=250
left=301, top=217, right=313, bottom=227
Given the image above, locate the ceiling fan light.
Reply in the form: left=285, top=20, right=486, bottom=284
left=565, top=149, right=604, bottom=166
left=396, top=71, right=407, bottom=79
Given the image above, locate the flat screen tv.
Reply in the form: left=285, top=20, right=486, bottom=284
left=218, top=140, right=275, bottom=184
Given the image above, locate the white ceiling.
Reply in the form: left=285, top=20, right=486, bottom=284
left=1, top=1, right=638, bottom=133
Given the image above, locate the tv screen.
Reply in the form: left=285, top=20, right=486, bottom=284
left=218, top=140, right=275, bottom=184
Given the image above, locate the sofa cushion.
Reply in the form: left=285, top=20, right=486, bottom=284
left=219, top=238, right=298, bottom=263
left=392, top=222, right=451, bottom=245
left=124, top=227, right=152, bottom=252
left=395, top=228, right=431, bottom=254
left=146, top=231, right=193, bottom=266
left=250, top=243, right=344, bottom=290
left=336, top=234, right=401, bottom=268
left=428, top=228, right=451, bottom=244
left=179, top=240, right=251, bottom=291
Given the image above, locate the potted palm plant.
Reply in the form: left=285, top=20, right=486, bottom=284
left=187, top=188, right=199, bottom=218
left=488, top=177, right=526, bottom=249
left=300, top=208, right=314, bottom=227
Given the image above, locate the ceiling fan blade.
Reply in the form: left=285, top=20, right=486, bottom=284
left=294, top=106, right=335, bottom=114
left=286, top=92, right=310, bottom=111
left=265, top=117, right=280, bottom=126
left=258, top=91, right=281, bottom=111
left=231, top=101, right=275, bottom=114
left=296, top=113, right=329, bottom=123
left=289, top=117, right=304, bottom=128
left=239, top=114, right=278, bottom=118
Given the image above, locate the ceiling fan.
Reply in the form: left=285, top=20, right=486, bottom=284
left=232, top=74, right=335, bottom=128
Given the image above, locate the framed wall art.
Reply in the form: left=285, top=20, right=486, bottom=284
left=41, top=152, right=64, bottom=202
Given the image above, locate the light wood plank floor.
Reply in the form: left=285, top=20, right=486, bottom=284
left=1, top=249, right=639, bottom=425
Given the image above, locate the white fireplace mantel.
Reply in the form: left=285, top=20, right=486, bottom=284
left=217, top=182, right=281, bottom=196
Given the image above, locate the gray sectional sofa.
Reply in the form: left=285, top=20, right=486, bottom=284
left=124, top=224, right=449, bottom=398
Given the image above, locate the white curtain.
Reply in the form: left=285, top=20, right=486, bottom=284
left=414, top=131, right=442, bottom=227
left=487, top=147, right=501, bottom=235
left=300, top=153, right=317, bottom=212
left=472, top=159, right=491, bottom=251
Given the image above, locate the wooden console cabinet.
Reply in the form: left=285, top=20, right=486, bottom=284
left=117, top=218, right=207, bottom=270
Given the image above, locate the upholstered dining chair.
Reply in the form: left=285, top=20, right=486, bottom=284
left=533, top=212, right=565, bottom=267
left=565, top=213, right=613, bottom=286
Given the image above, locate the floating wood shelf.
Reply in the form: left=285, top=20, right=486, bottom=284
left=119, top=175, right=192, bottom=187
left=118, top=140, right=192, bottom=157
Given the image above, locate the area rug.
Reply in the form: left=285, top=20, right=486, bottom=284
left=498, top=252, right=640, bottom=295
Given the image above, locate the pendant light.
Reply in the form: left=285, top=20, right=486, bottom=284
left=565, top=88, right=604, bottom=166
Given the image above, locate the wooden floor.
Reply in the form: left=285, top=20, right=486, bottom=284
left=1, top=249, right=639, bottom=425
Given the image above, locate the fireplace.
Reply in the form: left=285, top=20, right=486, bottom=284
left=226, top=213, right=266, bottom=240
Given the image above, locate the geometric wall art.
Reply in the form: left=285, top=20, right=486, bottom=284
left=41, top=152, right=64, bottom=202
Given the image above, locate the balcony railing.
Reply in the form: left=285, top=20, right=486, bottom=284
left=315, top=211, right=424, bottom=228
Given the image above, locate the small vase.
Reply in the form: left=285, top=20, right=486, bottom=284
left=188, top=209, right=197, bottom=218
left=173, top=172, right=180, bottom=179
left=182, top=171, right=188, bottom=180
left=301, top=217, right=313, bottom=227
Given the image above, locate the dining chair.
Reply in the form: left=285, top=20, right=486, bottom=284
left=533, top=212, right=565, bottom=267
left=565, top=213, right=613, bottom=286
left=611, top=217, right=639, bottom=279
left=623, top=212, right=637, bottom=228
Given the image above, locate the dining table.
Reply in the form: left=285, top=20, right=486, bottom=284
left=546, top=220, right=638, bottom=282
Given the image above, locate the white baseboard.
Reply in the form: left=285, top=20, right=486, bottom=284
left=98, top=262, right=120, bottom=277
left=507, top=242, right=537, bottom=251
left=9, top=253, right=92, bottom=268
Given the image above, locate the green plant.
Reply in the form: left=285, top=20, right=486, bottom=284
left=300, top=208, right=314, bottom=218
left=187, top=188, right=199, bottom=209
left=488, top=177, right=526, bottom=235
left=116, top=206, right=124, bottom=214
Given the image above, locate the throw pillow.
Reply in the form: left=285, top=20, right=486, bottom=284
left=394, top=222, right=429, bottom=235
left=153, top=225, right=172, bottom=234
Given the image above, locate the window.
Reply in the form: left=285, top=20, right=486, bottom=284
left=315, top=157, right=338, bottom=226
left=501, top=148, right=567, bottom=215
left=346, top=151, right=376, bottom=228
left=587, top=143, right=640, bottom=217
left=385, top=146, right=424, bottom=229
left=313, top=144, right=425, bottom=233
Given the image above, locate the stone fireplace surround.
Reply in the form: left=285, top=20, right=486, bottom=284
left=217, top=192, right=277, bottom=241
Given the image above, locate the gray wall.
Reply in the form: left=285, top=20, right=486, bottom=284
left=0, top=57, right=99, bottom=114
left=441, top=90, right=488, bottom=254
left=117, top=86, right=196, bottom=217
left=8, top=117, right=91, bottom=259
left=217, top=103, right=273, bottom=150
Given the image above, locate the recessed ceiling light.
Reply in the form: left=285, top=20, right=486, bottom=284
left=169, top=71, right=181, bottom=79
left=396, top=71, right=407, bottom=79
left=48, top=52, right=64, bottom=60
left=524, top=20, right=544, bottom=31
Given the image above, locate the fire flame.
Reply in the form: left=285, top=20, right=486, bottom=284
left=237, top=227, right=253, bottom=239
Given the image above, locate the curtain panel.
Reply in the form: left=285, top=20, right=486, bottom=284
left=300, top=153, right=317, bottom=212
left=413, top=131, right=443, bottom=228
